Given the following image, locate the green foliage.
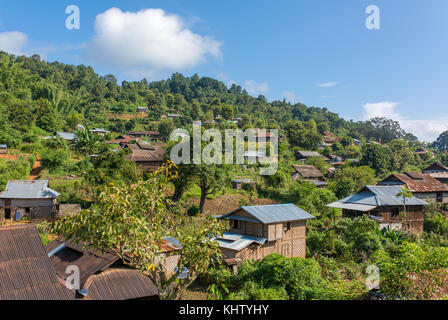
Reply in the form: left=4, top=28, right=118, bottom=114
left=237, top=254, right=328, bottom=300
left=373, top=243, right=448, bottom=299
left=360, top=143, right=390, bottom=177
left=329, top=165, right=376, bottom=198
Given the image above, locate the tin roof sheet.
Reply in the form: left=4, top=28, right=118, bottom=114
left=0, top=180, right=60, bottom=199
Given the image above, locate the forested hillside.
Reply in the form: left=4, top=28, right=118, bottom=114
left=0, top=51, right=419, bottom=147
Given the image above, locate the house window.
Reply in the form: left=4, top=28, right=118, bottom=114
left=284, top=222, right=291, bottom=231
left=437, top=192, right=443, bottom=203
left=231, top=220, right=239, bottom=229
left=392, top=208, right=400, bottom=218
left=25, top=208, right=30, bottom=214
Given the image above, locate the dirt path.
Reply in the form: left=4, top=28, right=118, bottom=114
left=28, top=157, right=42, bottom=180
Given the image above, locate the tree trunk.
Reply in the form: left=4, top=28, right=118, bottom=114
left=199, top=188, right=207, bottom=213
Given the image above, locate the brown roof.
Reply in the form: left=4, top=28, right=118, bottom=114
left=46, top=239, right=159, bottom=300
left=423, top=162, right=448, bottom=173
left=129, top=131, right=162, bottom=137
left=292, top=165, right=325, bottom=180
left=125, top=143, right=165, bottom=162
left=83, top=267, right=158, bottom=300
left=0, top=225, right=74, bottom=300
left=106, top=135, right=137, bottom=144
left=323, top=132, right=340, bottom=143
left=378, top=172, right=448, bottom=193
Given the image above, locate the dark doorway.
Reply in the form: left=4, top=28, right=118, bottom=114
left=5, top=208, right=11, bottom=220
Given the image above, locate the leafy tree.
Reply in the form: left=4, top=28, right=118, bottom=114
left=73, top=129, right=105, bottom=156
left=52, top=164, right=225, bottom=300
left=373, top=243, right=448, bottom=299
left=433, top=131, right=448, bottom=152
left=387, top=139, right=413, bottom=171
left=360, top=144, right=390, bottom=177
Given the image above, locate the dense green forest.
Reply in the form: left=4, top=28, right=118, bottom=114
left=0, top=51, right=423, bottom=148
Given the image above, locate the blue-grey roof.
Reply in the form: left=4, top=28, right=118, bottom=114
left=0, top=145, right=7, bottom=148
left=0, top=180, right=60, bottom=199
left=236, top=204, right=315, bottom=224
left=327, top=185, right=427, bottom=211
left=42, top=132, right=75, bottom=141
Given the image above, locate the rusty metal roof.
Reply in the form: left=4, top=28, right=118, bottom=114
left=83, top=267, right=158, bottom=300
left=378, top=173, right=448, bottom=193
left=125, top=144, right=165, bottom=162
left=0, top=225, right=74, bottom=300
left=423, top=162, right=448, bottom=173
left=46, top=238, right=119, bottom=288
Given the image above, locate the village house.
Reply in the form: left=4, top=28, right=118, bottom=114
left=137, top=106, right=147, bottom=112
left=326, top=185, right=428, bottom=235
left=125, top=143, right=165, bottom=172
left=232, top=178, right=256, bottom=190
left=291, top=164, right=328, bottom=187
left=0, top=180, right=60, bottom=220
left=0, top=144, right=7, bottom=154
left=42, top=132, right=75, bottom=142
left=45, top=237, right=182, bottom=300
left=414, top=147, right=433, bottom=160
left=216, top=204, right=315, bottom=270
left=129, top=130, right=164, bottom=142
left=295, top=150, right=329, bottom=162
left=322, top=131, right=340, bottom=147
left=376, top=172, right=448, bottom=204
left=422, top=162, right=448, bottom=184
left=0, top=224, right=75, bottom=300
left=90, top=128, right=109, bottom=136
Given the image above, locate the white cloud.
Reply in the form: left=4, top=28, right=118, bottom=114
left=244, top=80, right=269, bottom=95
left=362, top=102, right=448, bottom=142
left=282, top=91, right=296, bottom=103
left=84, top=8, right=222, bottom=75
left=317, top=82, right=338, bottom=88
left=0, top=31, right=27, bottom=55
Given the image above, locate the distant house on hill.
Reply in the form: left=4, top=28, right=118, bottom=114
left=322, top=132, right=340, bottom=146
left=216, top=204, right=315, bottom=270
left=42, top=132, right=75, bottom=142
left=414, top=148, right=433, bottom=160
left=45, top=237, right=181, bottom=300
left=137, top=106, right=147, bottom=112
left=90, top=128, right=109, bottom=136
left=129, top=131, right=164, bottom=142
left=377, top=172, right=448, bottom=204
left=0, top=144, right=7, bottom=154
left=327, top=185, right=427, bottom=235
left=422, top=163, right=448, bottom=184
left=106, top=135, right=139, bottom=148
left=0, top=180, right=60, bottom=220
left=0, top=224, right=74, bottom=300
left=125, top=143, right=165, bottom=172
left=294, top=151, right=328, bottom=162
left=291, top=165, right=328, bottom=187
left=163, top=113, right=181, bottom=119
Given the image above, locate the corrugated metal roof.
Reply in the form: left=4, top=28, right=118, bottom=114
left=0, top=225, right=74, bottom=300
left=240, top=204, right=315, bottom=224
left=216, top=234, right=267, bottom=251
left=378, top=173, right=448, bottom=193
left=326, top=185, right=428, bottom=211
left=0, top=145, right=7, bottom=148
left=0, top=180, right=60, bottom=199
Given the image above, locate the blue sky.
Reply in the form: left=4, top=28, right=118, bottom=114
left=0, top=0, right=447, bottom=141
